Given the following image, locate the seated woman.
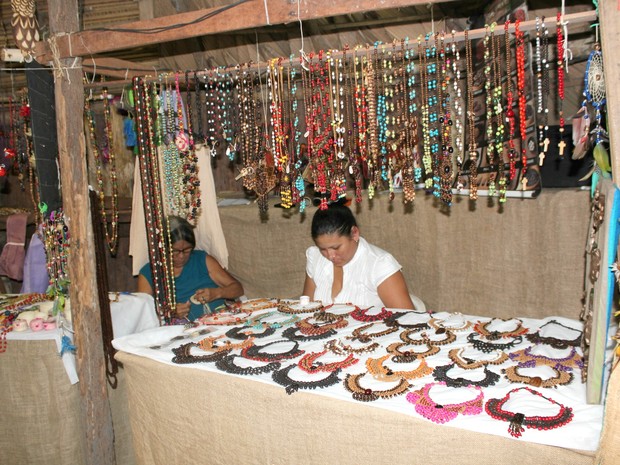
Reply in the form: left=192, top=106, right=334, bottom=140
left=303, top=203, right=421, bottom=310
left=138, top=216, right=244, bottom=321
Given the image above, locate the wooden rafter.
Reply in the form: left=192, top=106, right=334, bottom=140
left=34, top=0, right=454, bottom=63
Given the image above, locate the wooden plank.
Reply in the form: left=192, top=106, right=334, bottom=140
left=47, top=1, right=116, bottom=464
left=82, top=56, right=164, bottom=79
left=599, top=1, right=620, bottom=186
left=35, top=0, right=453, bottom=62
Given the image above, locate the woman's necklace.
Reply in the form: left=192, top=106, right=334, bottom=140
left=406, top=382, right=484, bottom=423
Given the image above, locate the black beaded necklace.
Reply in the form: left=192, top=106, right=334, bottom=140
left=432, top=362, right=500, bottom=388
left=525, top=320, right=583, bottom=350
left=467, top=333, right=523, bottom=354
left=241, top=339, right=304, bottom=362
left=272, top=364, right=341, bottom=395
left=171, top=343, right=231, bottom=364
left=215, top=354, right=281, bottom=376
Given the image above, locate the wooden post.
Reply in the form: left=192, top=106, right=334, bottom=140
left=47, top=1, right=116, bottom=464
left=599, top=1, right=620, bottom=186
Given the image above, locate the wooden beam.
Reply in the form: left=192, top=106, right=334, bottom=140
left=599, top=1, right=620, bottom=186
left=47, top=1, right=116, bottom=464
left=82, top=57, right=164, bottom=79
left=35, top=0, right=453, bottom=62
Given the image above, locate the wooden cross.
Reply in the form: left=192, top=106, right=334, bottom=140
left=558, top=139, right=567, bottom=156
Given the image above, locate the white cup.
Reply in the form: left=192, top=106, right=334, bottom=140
left=299, top=295, right=310, bottom=305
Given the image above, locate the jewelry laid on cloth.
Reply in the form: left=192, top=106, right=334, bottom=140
left=448, top=347, right=509, bottom=369
left=241, top=339, right=304, bottom=362
left=298, top=350, right=359, bottom=374
left=324, top=338, right=380, bottom=355
left=406, top=382, right=484, bottom=424
left=230, top=298, right=279, bottom=313
left=525, top=320, right=582, bottom=349
left=273, top=364, right=342, bottom=395
left=281, top=326, right=337, bottom=341
left=314, top=303, right=358, bottom=321
left=344, top=372, right=411, bottom=402
left=148, top=328, right=212, bottom=350
left=386, top=341, right=440, bottom=361
left=347, top=322, right=399, bottom=343
left=432, top=363, right=500, bottom=388
left=215, top=354, right=281, bottom=376
left=507, top=345, right=583, bottom=371
left=225, top=325, right=276, bottom=340
left=503, top=365, right=573, bottom=388
left=296, top=315, right=349, bottom=336
left=196, top=311, right=251, bottom=326
left=245, top=311, right=300, bottom=330
left=277, top=299, right=324, bottom=314
left=427, top=313, right=473, bottom=333
left=485, top=387, right=574, bottom=438
left=171, top=342, right=232, bottom=364
left=197, top=335, right=253, bottom=353
left=366, top=354, right=432, bottom=381
left=350, top=306, right=393, bottom=322
left=400, top=328, right=456, bottom=346
left=383, top=311, right=429, bottom=331
left=467, top=333, right=523, bottom=353
left=473, top=318, right=528, bottom=340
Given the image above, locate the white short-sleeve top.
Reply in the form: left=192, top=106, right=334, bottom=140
left=305, top=236, right=402, bottom=308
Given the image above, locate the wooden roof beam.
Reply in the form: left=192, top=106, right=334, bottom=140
left=34, top=0, right=454, bottom=63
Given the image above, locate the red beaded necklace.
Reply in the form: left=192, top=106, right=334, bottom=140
left=514, top=20, right=528, bottom=187
left=556, top=12, right=566, bottom=155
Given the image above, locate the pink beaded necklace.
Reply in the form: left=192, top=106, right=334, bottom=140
left=406, top=381, right=484, bottom=424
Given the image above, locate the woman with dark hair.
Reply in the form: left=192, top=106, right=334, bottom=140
left=303, top=204, right=420, bottom=310
left=137, top=216, right=244, bottom=321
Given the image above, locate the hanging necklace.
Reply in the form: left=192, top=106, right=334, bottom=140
left=556, top=13, right=566, bottom=155
left=514, top=19, right=528, bottom=188
left=504, top=20, right=517, bottom=181
left=406, top=382, right=484, bottom=423
left=485, top=387, right=574, bottom=438
left=465, top=29, right=478, bottom=199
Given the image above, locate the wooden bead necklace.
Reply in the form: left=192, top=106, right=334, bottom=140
left=386, top=341, right=440, bottom=361
left=225, top=324, right=276, bottom=340
left=514, top=19, right=529, bottom=187
left=467, top=333, right=523, bottom=354
left=384, top=310, right=430, bottom=330
left=448, top=347, right=509, bottom=369
left=473, top=318, right=528, bottom=340
left=282, top=326, right=337, bottom=342
left=171, top=342, right=231, bottom=364
left=400, top=328, right=456, bottom=346
left=298, top=350, right=359, bottom=374
left=525, top=319, right=582, bottom=349
left=427, top=314, right=472, bottom=332
left=296, top=315, right=348, bottom=336
left=504, top=20, right=518, bottom=181
left=324, top=337, right=379, bottom=356
left=503, top=364, right=573, bottom=389
left=556, top=13, right=566, bottom=154
left=350, top=306, right=393, bottom=322
left=241, top=339, right=304, bottom=362
left=347, top=322, right=398, bottom=343
left=464, top=29, right=478, bottom=199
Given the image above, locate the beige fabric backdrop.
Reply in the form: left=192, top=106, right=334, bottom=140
left=117, top=350, right=599, bottom=465
left=0, top=340, right=136, bottom=465
left=221, top=188, right=590, bottom=320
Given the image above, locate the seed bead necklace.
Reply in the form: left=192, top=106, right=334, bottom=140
left=503, top=365, right=573, bottom=389
left=344, top=372, right=411, bottom=402
left=465, top=29, right=478, bottom=199
left=298, top=350, right=359, bottom=374
left=366, top=353, right=432, bottom=381
left=386, top=341, right=440, bottom=361
left=273, top=364, right=342, bottom=395
left=215, top=354, right=281, bottom=376
left=432, top=362, right=500, bottom=388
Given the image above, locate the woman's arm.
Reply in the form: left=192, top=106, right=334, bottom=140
left=137, top=274, right=153, bottom=295
left=302, top=273, right=316, bottom=299
left=377, top=271, right=415, bottom=310
left=193, top=255, right=244, bottom=302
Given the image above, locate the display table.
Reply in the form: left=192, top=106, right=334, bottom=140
left=0, top=292, right=159, bottom=465
left=113, top=304, right=614, bottom=465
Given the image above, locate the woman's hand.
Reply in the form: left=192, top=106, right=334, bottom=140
left=175, top=301, right=191, bottom=319
left=193, top=288, right=217, bottom=304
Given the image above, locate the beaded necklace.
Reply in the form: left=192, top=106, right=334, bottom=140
left=225, top=324, right=276, bottom=340
left=386, top=341, right=440, bottom=361
left=350, top=306, right=393, bottom=322
left=406, top=382, right=484, bottom=423
left=241, top=339, right=304, bottom=362
left=296, top=315, right=348, bottom=336
left=503, top=364, right=573, bottom=388
left=448, top=347, right=509, bottom=369
left=427, top=314, right=472, bottom=332
left=485, top=387, right=574, bottom=438
left=525, top=319, right=582, bottom=349
left=84, top=90, right=119, bottom=254
left=473, top=318, right=528, bottom=340
left=418, top=36, right=432, bottom=189
left=400, top=328, right=456, bottom=346
left=450, top=31, right=465, bottom=191
left=274, top=364, right=342, bottom=395
left=483, top=24, right=497, bottom=196
left=504, top=20, right=518, bottom=181
left=344, top=372, right=411, bottom=402
left=514, top=19, right=528, bottom=187
left=402, top=38, right=417, bottom=202
left=298, top=350, right=359, bottom=374
left=277, top=299, right=323, bottom=314
left=384, top=310, right=430, bottom=330
left=467, top=333, right=523, bottom=354
left=215, top=353, right=281, bottom=376
left=508, top=345, right=583, bottom=371
left=556, top=13, right=566, bottom=154
left=196, top=311, right=251, bottom=326
left=197, top=335, right=253, bottom=353
left=535, top=17, right=551, bottom=165
left=464, top=30, right=478, bottom=199
left=324, top=337, right=380, bottom=355
left=347, top=322, right=398, bottom=343
left=171, top=342, right=231, bottom=364
left=366, top=353, right=432, bottom=381
left=491, top=32, right=507, bottom=202
left=282, top=325, right=337, bottom=342
left=366, top=47, right=379, bottom=199
left=245, top=311, right=300, bottom=330
left=349, top=49, right=364, bottom=204
left=432, top=363, right=500, bottom=388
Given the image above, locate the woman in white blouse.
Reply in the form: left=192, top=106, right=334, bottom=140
left=302, top=203, right=419, bottom=310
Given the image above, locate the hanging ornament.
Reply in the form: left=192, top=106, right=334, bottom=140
left=583, top=41, right=606, bottom=146
left=10, top=0, right=40, bottom=61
